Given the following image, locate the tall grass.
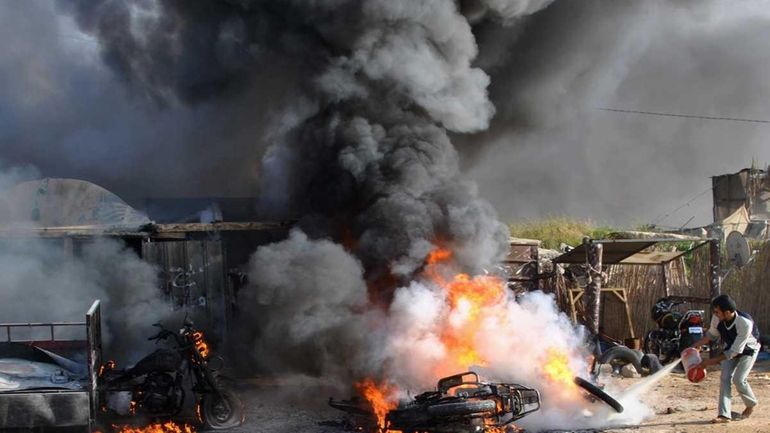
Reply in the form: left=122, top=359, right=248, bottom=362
left=508, top=217, right=615, bottom=250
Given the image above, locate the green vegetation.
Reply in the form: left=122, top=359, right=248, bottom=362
left=508, top=217, right=616, bottom=250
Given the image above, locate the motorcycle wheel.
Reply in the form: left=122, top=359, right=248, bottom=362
left=425, top=399, right=497, bottom=417
left=200, top=390, right=245, bottom=430
left=643, top=332, right=669, bottom=363
left=574, top=377, right=624, bottom=413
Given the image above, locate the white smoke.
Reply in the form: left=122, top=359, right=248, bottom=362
left=382, top=281, right=598, bottom=429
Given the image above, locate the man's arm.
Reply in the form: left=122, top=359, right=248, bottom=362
left=690, top=334, right=713, bottom=349
left=699, top=352, right=726, bottom=368
left=693, top=316, right=719, bottom=367
left=724, top=315, right=753, bottom=360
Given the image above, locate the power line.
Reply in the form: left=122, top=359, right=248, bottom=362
left=598, top=107, right=770, bottom=124
left=649, top=187, right=712, bottom=227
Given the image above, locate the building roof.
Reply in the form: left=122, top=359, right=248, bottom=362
left=1, top=178, right=150, bottom=228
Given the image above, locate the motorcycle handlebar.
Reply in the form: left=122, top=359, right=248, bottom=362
left=147, top=329, right=173, bottom=342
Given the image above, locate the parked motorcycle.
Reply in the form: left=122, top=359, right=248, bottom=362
left=100, top=318, right=244, bottom=429
left=644, top=297, right=705, bottom=364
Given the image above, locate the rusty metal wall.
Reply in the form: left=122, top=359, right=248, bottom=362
left=141, top=239, right=228, bottom=345
left=713, top=171, right=750, bottom=223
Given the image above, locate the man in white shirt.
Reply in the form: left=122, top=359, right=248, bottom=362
left=691, top=294, right=760, bottom=423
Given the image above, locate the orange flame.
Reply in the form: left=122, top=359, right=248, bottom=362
left=486, top=426, right=524, bottom=433
left=113, top=422, right=195, bottom=433
left=424, top=247, right=506, bottom=374
left=541, top=348, right=577, bottom=392
left=355, top=379, right=398, bottom=431
left=426, top=248, right=453, bottom=265
left=99, top=360, right=116, bottom=377
left=192, top=331, right=209, bottom=359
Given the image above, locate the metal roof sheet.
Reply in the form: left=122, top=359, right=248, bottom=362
left=553, top=239, right=707, bottom=265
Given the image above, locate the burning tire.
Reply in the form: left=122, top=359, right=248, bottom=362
left=200, top=390, right=245, bottom=430
left=574, top=377, right=624, bottom=413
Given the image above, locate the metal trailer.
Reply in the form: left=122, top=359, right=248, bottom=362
left=0, top=300, right=102, bottom=431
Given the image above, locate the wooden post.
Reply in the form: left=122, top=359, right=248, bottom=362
left=709, top=238, right=721, bottom=299
left=530, top=245, right=540, bottom=290
left=661, top=263, right=670, bottom=297
left=583, top=237, right=603, bottom=335
left=568, top=289, right=577, bottom=323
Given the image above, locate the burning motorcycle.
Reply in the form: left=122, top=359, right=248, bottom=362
left=330, top=372, right=541, bottom=433
left=644, top=296, right=705, bottom=364
left=100, top=318, right=244, bottom=429
left=330, top=371, right=625, bottom=433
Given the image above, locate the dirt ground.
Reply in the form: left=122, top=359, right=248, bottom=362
left=225, top=361, right=770, bottom=433
left=605, top=360, right=770, bottom=433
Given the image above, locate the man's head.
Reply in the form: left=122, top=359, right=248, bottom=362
left=711, top=294, right=737, bottom=321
